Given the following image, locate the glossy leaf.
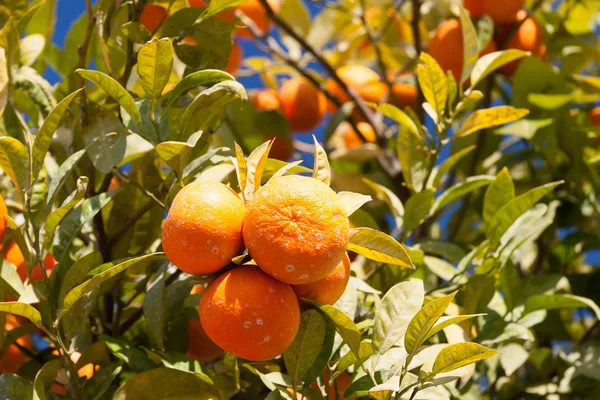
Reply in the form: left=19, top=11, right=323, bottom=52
left=312, top=136, right=331, bottom=185
left=430, top=342, right=498, bottom=376
left=337, top=191, right=372, bottom=216
left=33, top=359, right=62, bottom=400
left=457, top=106, right=529, bottom=137
left=46, top=149, right=86, bottom=207
left=163, top=69, right=234, bottom=111
left=396, top=127, right=428, bottom=192
left=523, top=294, right=600, bottom=319
left=430, top=175, right=495, bottom=215
left=459, top=5, right=480, bottom=84
left=416, top=52, right=448, bottom=117
left=403, top=189, right=435, bottom=235
left=378, top=103, right=419, bottom=138
left=137, top=38, right=173, bottom=99
left=244, top=139, right=273, bottom=202
left=483, top=167, right=514, bottom=225
left=0, top=136, right=29, bottom=197
left=347, top=227, right=414, bottom=269
left=429, top=145, right=476, bottom=188
left=470, top=49, right=529, bottom=88
left=0, top=302, right=42, bottom=327
left=43, top=177, right=88, bottom=250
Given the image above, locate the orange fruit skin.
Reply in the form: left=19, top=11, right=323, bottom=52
left=340, top=122, right=377, bottom=150
left=0, top=194, right=7, bottom=244
left=590, top=107, right=600, bottom=126
left=199, top=266, right=300, bottom=361
left=464, top=0, right=524, bottom=23
left=0, top=314, right=31, bottom=374
left=225, top=40, right=243, bottom=75
left=6, top=242, right=57, bottom=282
left=326, top=65, right=387, bottom=115
left=139, top=4, right=168, bottom=33
left=311, top=371, right=354, bottom=399
left=279, top=77, right=327, bottom=132
left=292, top=253, right=350, bottom=305
left=266, top=136, right=292, bottom=161
left=251, top=89, right=282, bottom=111
left=243, top=175, right=350, bottom=285
left=189, top=0, right=235, bottom=23
left=390, top=81, right=418, bottom=112
left=235, top=0, right=281, bottom=39
left=162, top=180, right=245, bottom=275
left=187, top=318, right=224, bottom=362
left=498, top=10, right=545, bottom=76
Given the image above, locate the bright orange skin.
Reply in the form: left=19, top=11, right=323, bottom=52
left=292, top=253, right=350, bottom=305
left=0, top=194, right=7, bottom=244
left=464, top=0, right=524, bottom=23
left=225, top=40, right=243, bottom=75
left=139, top=4, right=169, bottom=33
left=162, top=180, right=245, bottom=275
left=235, top=0, right=281, bottom=39
left=326, top=65, right=388, bottom=114
left=340, top=122, right=377, bottom=150
left=199, top=266, right=300, bottom=361
left=428, top=19, right=499, bottom=82
left=312, top=371, right=354, bottom=399
left=6, top=242, right=57, bottom=282
left=187, top=319, right=224, bottom=362
left=108, top=176, right=121, bottom=191
left=189, top=0, right=235, bottom=23
left=0, top=314, right=31, bottom=374
left=267, top=136, right=292, bottom=161
left=590, top=107, right=600, bottom=125
left=243, top=175, right=350, bottom=285
left=252, top=89, right=282, bottom=111
left=279, top=77, right=327, bottom=132
left=5, top=241, right=25, bottom=271
left=390, top=82, right=418, bottom=111
left=499, top=10, right=546, bottom=76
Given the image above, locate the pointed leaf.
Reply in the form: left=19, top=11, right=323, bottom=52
left=312, top=136, right=331, bottom=186
left=363, top=178, right=404, bottom=228
left=0, top=48, right=8, bottom=119
left=470, top=49, right=529, bottom=88
left=378, top=103, right=419, bottom=138
left=424, top=314, right=485, bottom=343
left=430, top=175, right=495, bottom=215
left=430, top=342, right=498, bottom=376
left=0, top=136, right=29, bottom=197
left=243, top=139, right=274, bottom=202
left=337, top=192, right=372, bottom=216
left=0, top=302, right=42, bottom=327
left=43, top=177, right=88, bottom=250
left=33, top=359, right=63, bottom=400
left=348, top=227, right=414, bottom=269
left=396, top=128, right=428, bottom=192
left=523, top=294, right=600, bottom=319
left=234, top=142, right=247, bottom=194
left=429, top=145, right=476, bottom=188
left=46, top=150, right=86, bottom=207
left=403, top=189, right=435, bottom=235
left=457, top=106, right=529, bottom=137
left=483, top=167, right=514, bottom=225
left=163, top=69, right=235, bottom=111
left=416, top=53, right=448, bottom=117
left=137, top=38, right=173, bottom=99
left=459, top=6, right=480, bottom=84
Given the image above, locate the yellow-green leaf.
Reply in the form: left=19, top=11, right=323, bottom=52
left=483, top=167, right=514, bottom=225
left=459, top=6, right=480, bottom=84
left=523, top=294, right=600, bottom=320
left=378, top=103, right=419, bottom=138
left=0, top=302, right=42, bottom=327
left=470, top=49, right=530, bottom=88
left=430, top=175, right=495, bottom=215
left=363, top=178, right=404, bottom=228
left=137, top=38, right=173, bottom=99
left=428, top=145, right=476, bottom=188
left=430, top=342, right=498, bottom=376
left=244, top=140, right=274, bottom=203
left=457, top=106, right=529, bottom=137
left=416, top=52, right=448, bottom=117
left=347, top=227, right=414, bottom=269
left=0, top=48, right=8, bottom=119
left=234, top=142, right=247, bottom=195
left=312, top=136, right=331, bottom=186
left=337, top=191, right=372, bottom=216
left=0, top=136, right=29, bottom=198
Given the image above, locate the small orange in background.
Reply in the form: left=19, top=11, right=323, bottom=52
left=187, top=318, right=224, bottom=362
left=498, top=10, right=546, bottom=76
left=463, top=0, right=524, bottom=23
left=5, top=241, right=25, bottom=271
left=0, top=194, right=7, bottom=244
left=0, top=314, right=32, bottom=374
left=108, top=176, right=121, bottom=191
left=589, top=106, right=600, bottom=126
left=139, top=4, right=169, bottom=33
left=311, top=370, right=354, bottom=399
left=339, top=122, right=377, bottom=150
left=243, top=175, right=350, bottom=285
left=199, top=266, right=300, bottom=361
left=266, top=136, right=292, bottom=161
left=225, top=40, right=243, bottom=75
left=189, top=0, right=235, bottom=23
left=326, top=65, right=388, bottom=114
left=279, top=77, right=327, bottom=132
left=5, top=242, right=58, bottom=282
left=251, top=89, right=282, bottom=111
left=162, top=180, right=245, bottom=276
left=390, top=81, right=418, bottom=111
left=235, top=0, right=281, bottom=39
left=292, top=253, right=351, bottom=305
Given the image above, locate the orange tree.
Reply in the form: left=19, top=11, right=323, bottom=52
left=0, top=0, right=599, bottom=399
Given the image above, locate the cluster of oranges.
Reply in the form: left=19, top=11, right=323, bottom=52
left=162, top=174, right=352, bottom=361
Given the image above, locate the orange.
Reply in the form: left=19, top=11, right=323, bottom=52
left=339, top=122, right=377, bottom=149
left=199, top=266, right=300, bottom=361
left=311, top=370, right=354, bottom=399
left=266, top=136, right=292, bottom=161
left=225, top=40, right=243, bottom=75
left=428, top=19, right=499, bottom=82
left=279, top=77, right=327, bottom=132
left=390, top=81, right=418, bottom=111
left=0, top=194, right=7, bottom=244
left=235, top=0, right=281, bottom=39
left=108, top=176, right=121, bottom=191
left=162, top=180, right=245, bottom=275
left=5, top=241, right=25, bottom=271
left=292, top=253, right=350, bottom=305
left=0, top=314, right=31, bottom=373
left=139, top=4, right=169, bottom=33
left=326, top=65, right=388, bottom=115
left=189, top=0, right=235, bottom=23
left=464, top=0, right=524, bottom=23
left=498, top=10, right=546, bottom=76
left=590, top=107, right=600, bottom=125
left=243, top=175, right=350, bottom=284
left=6, top=242, right=57, bottom=282
left=251, top=89, right=282, bottom=111
left=187, top=318, right=224, bottom=362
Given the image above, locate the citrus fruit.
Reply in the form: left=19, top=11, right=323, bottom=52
left=326, top=65, right=388, bottom=115
left=590, top=107, right=600, bottom=125
left=311, top=370, right=354, bottom=399
left=464, top=0, right=524, bottom=23
left=498, top=10, right=546, bottom=76
left=187, top=318, right=224, bottom=362
left=225, top=40, right=243, bottom=75
left=189, top=0, right=235, bottom=23
left=0, top=194, right=7, bottom=244
left=391, top=81, right=418, bottom=111
left=266, top=136, right=292, bottom=161
left=0, top=314, right=31, bottom=373
left=243, top=175, right=350, bottom=284
left=235, top=0, right=281, bottom=39
left=339, top=122, right=377, bottom=149
left=139, top=4, right=168, bottom=33
left=162, top=180, right=245, bottom=275
left=199, top=266, right=300, bottom=361
left=251, top=89, right=282, bottom=111
left=279, top=76, right=327, bottom=132
left=5, top=241, right=25, bottom=271
left=292, top=253, right=350, bottom=305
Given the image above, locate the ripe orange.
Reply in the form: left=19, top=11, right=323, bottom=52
left=199, top=266, right=300, bottom=361
left=187, top=318, right=224, bottom=362
left=464, top=0, right=524, bottom=23
left=590, top=107, right=600, bottom=125
left=243, top=175, right=350, bottom=285
left=189, top=0, right=236, bottom=23
left=139, top=4, right=168, bottom=33
left=162, top=180, right=245, bottom=275
left=266, top=137, right=292, bottom=161
left=326, top=65, right=388, bottom=114
left=0, top=194, right=7, bottom=244
left=251, top=89, right=282, bottom=111
left=279, top=77, right=327, bottom=132
left=428, top=19, right=499, bottom=82
left=0, top=314, right=31, bottom=373
left=390, top=81, right=418, bottom=112
left=225, top=40, right=243, bottom=75
left=339, top=122, right=377, bottom=150
left=498, top=10, right=546, bottom=76
left=5, top=242, right=57, bottom=282
left=292, top=253, right=350, bottom=305
left=5, top=241, right=25, bottom=271
left=312, top=370, right=354, bottom=399
left=235, top=0, right=281, bottom=39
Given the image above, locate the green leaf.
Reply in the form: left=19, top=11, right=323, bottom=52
left=163, top=69, right=234, bottom=111
left=138, top=38, right=173, bottom=99
left=464, top=275, right=495, bottom=315
left=76, top=69, right=141, bottom=126
left=372, top=280, right=424, bottom=356
left=416, top=52, right=448, bottom=118
left=454, top=90, right=484, bottom=117
left=337, top=192, right=372, bottom=216
left=457, top=106, right=529, bottom=137
left=0, top=48, right=8, bottom=119
left=33, top=359, right=62, bottom=400
left=155, top=133, right=204, bottom=176
left=347, top=227, right=414, bottom=269
left=85, top=114, right=128, bottom=174
left=244, top=139, right=273, bottom=202
left=305, top=300, right=362, bottom=360
left=493, top=118, right=553, bottom=140
left=201, top=0, right=249, bottom=20
left=403, top=189, right=435, bottom=235
left=499, top=343, right=528, bottom=376
left=0, top=374, right=33, bottom=400
left=301, top=323, right=335, bottom=384
left=0, top=302, right=42, bottom=327
left=283, top=310, right=326, bottom=389
left=337, top=340, right=374, bottom=372
left=151, top=350, right=213, bottom=385
left=483, top=167, right=514, bottom=226
left=85, top=362, right=123, bottom=400
left=430, top=342, right=498, bottom=376
left=312, top=135, right=331, bottom=186
left=56, top=252, right=103, bottom=306
left=103, top=336, right=158, bottom=373
left=120, top=21, right=151, bottom=44
left=363, top=178, right=404, bottom=229
left=404, top=291, right=457, bottom=355
left=0, top=136, right=29, bottom=198
left=459, top=6, right=480, bottom=84
left=424, top=314, right=484, bottom=344
left=46, top=150, right=86, bottom=207
left=396, top=128, right=428, bottom=192
left=0, top=259, right=25, bottom=298
left=378, top=103, right=419, bottom=138
left=416, top=240, right=466, bottom=263
left=523, top=294, right=600, bottom=319
left=429, top=145, right=475, bottom=188
left=2, top=0, right=29, bottom=20
left=430, top=175, right=495, bottom=215
left=58, top=253, right=165, bottom=321
left=43, top=177, right=88, bottom=250
left=470, top=49, right=529, bottom=88
left=144, top=267, right=166, bottom=349
left=31, top=88, right=82, bottom=178
left=528, top=93, right=573, bottom=110
left=425, top=256, right=461, bottom=282
left=487, top=181, right=562, bottom=244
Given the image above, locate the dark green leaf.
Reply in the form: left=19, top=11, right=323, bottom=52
left=283, top=310, right=325, bottom=388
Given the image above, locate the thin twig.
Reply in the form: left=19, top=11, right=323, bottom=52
left=410, top=0, right=424, bottom=121
left=77, top=0, right=96, bottom=128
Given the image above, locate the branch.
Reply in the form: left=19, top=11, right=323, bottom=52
left=410, top=0, right=424, bottom=121
left=77, top=0, right=96, bottom=128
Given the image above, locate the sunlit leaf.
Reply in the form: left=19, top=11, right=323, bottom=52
left=416, top=52, right=448, bottom=117
left=348, top=227, right=414, bottom=269
left=312, top=136, right=331, bottom=186
left=428, top=145, right=475, bottom=188
left=470, top=50, right=529, bottom=88
left=0, top=136, right=29, bottom=198
left=0, top=302, right=42, bottom=327
left=403, top=189, right=435, bottom=235
left=483, top=167, right=514, bottom=226
left=43, top=177, right=88, bottom=250
left=457, top=106, right=529, bottom=137
left=523, top=294, right=600, bottom=319
left=337, top=192, right=372, bottom=216
left=430, top=342, right=498, bottom=376
left=137, top=38, right=173, bottom=99
left=244, top=139, right=273, bottom=202
left=459, top=5, right=480, bottom=84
